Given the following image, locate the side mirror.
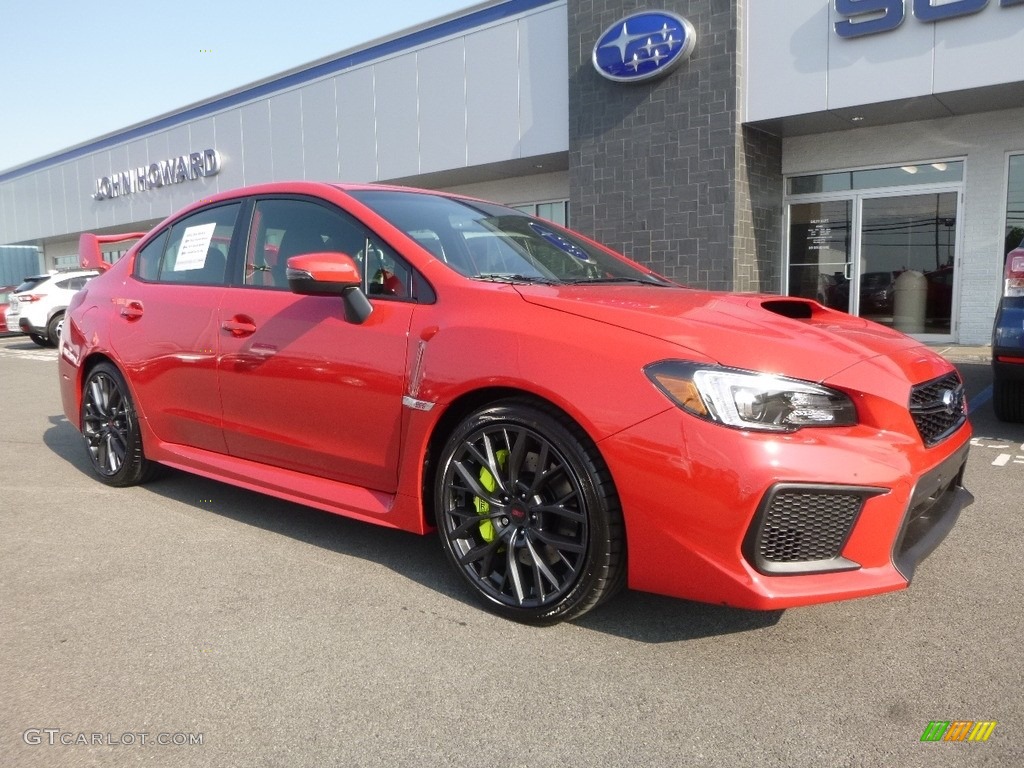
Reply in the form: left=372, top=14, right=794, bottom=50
left=286, top=252, right=373, bottom=324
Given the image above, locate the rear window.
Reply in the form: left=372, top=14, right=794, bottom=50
left=14, top=276, right=49, bottom=293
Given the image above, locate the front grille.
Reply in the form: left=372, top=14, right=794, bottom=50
left=745, top=485, right=883, bottom=575
left=909, top=372, right=967, bottom=447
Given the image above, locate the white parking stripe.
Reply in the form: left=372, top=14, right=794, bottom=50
left=992, top=454, right=1011, bottom=467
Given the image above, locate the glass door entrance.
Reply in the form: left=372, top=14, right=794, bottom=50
left=859, top=192, right=957, bottom=335
left=786, top=176, right=961, bottom=340
left=787, top=200, right=853, bottom=312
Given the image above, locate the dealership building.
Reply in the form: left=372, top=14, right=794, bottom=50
left=1, top=0, right=1022, bottom=344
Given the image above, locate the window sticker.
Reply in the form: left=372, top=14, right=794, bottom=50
left=174, top=222, right=217, bottom=271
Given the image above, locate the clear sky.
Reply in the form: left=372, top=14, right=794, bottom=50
left=0, top=0, right=479, bottom=173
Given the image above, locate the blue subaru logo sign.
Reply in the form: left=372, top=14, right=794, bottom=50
left=592, top=10, right=696, bottom=83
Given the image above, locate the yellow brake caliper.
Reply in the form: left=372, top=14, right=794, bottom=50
left=473, top=449, right=508, bottom=543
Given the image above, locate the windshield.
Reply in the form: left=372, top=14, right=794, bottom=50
left=347, top=189, right=670, bottom=286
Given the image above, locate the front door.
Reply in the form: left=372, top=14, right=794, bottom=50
left=216, top=197, right=416, bottom=492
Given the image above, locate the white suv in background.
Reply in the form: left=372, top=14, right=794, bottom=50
left=5, top=270, right=99, bottom=347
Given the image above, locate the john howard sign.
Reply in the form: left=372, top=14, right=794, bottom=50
left=93, top=149, right=221, bottom=201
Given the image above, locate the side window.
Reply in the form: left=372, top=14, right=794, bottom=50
left=134, top=231, right=168, bottom=281
left=244, top=198, right=414, bottom=299
left=156, top=203, right=240, bottom=285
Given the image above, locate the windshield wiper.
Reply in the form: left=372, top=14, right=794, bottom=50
left=561, top=276, right=670, bottom=286
left=473, top=273, right=555, bottom=284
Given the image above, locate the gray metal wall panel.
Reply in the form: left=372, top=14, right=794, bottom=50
left=188, top=117, right=220, bottom=203
left=826, top=3, right=934, bottom=110
left=338, top=68, right=378, bottom=182
left=88, top=153, right=112, bottom=230
left=125, top=139, right=150, bottom=224
left=241, top=101, right=275, bottom=186
left=518, top=7, right=568, bottom=157
left=466, top=24, right=521, bottom=166
left=79, top=156, right=98, bottom=234
left=747, top=1, right=1024, bottom=121
left=39, top=168, right=55, bottom=236
left=376, top=55, right=421, bottom=180
left=418, top=40, right=468, bottom=175
left=270, top=90, right=305, bottom=181
left=214, top=111, right=245, bottom=191
left=108, top=145, right=135, bottom=230
left=301, top=78, right=340, bottom=181
left=745, top=0, right=828, bottom=122
left=64, top=161, right=83, bottom=236
left=163, top=125, right=195, bottom=215
left=934, top=10, right=1024, bottom=93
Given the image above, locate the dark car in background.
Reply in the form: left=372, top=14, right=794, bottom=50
left=992, top=241, right=1024, bottom=422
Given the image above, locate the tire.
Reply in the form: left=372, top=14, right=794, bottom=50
left=992, top=376, right=1024, bottom=423
left=28, top=333, right=48, bottom=347
left=46, top=313, right=63, bottom=347
left=435, top=399, right=625, bottom=624
left=81, top=362, right=156, bottom=486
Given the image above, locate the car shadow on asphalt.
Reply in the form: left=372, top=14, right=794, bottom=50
left=44, top=413, right=785, bottom=643
left=3, top=338, right=53, bottom=351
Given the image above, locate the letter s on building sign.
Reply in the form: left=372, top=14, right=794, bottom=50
left=836, top=0, right=1024, bottom=39
left=834, top=0, right=905, bottom=38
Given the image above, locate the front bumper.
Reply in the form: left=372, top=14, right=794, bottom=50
left=599, top=404, right=972, bottom=610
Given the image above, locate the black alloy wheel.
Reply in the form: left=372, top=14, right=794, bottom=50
left=81, top=362, right=155, bottom=486
left=435, top=400, right=624, bottom=624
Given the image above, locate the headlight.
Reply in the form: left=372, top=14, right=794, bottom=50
left=644, top=361, right=857, bottom=431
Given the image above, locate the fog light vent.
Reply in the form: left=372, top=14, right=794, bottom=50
left=745, top=485, right=882, bottom=575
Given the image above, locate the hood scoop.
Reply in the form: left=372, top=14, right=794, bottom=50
left=760, top=298, right=817, bottom=320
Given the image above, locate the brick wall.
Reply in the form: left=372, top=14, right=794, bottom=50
left=567, top=0, right=781, bottom=291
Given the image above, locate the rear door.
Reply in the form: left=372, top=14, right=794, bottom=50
left=110, top=202, right=242, bottom=453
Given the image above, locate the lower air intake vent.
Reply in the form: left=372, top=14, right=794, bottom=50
left=745, top=485, right=883, bottom=575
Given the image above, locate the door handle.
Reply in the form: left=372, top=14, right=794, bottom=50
left=221, top=317, right=257, bottom=337
left=119, top=300, right=144, bottom=321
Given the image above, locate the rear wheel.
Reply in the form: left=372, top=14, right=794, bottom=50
left=81, top=362, right=155, bottom=486
left=435, top=400, right=625, bottom=624
left=992, top=376, right=1024, bottom=423
left=46, top=313, right=63, bottom=346
left=29, top=333, right=48, bottom=347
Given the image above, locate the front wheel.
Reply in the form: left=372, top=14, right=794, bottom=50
left=81, top=362, right=156, bottom=486
left=435, top=400, right=625, bottom=624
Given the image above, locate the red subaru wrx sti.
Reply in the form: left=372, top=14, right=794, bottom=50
left=59, top=183, right=973, bottom=624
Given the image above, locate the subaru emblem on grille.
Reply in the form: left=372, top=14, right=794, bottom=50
left=941, top=389, right=957, bottom=414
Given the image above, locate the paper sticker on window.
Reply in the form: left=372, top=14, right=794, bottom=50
left=174, top=223, right=217, bottom=271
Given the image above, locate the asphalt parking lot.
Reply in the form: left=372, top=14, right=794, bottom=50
left=1, top=335, right=1021, bottom=768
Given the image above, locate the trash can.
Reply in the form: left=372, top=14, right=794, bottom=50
left=893, top=270, right=927, bottom=334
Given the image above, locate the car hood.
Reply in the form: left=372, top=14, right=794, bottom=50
left=515, top=284, right=924, bottom=382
